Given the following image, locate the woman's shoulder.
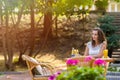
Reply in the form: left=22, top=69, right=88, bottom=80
left=87, top=41, right=92, bottom=46
left=101, top=41, right=107, bottom=48
left=102, top=41, right=107, bottom=45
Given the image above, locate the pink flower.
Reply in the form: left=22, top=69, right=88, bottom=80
left=84, top=56, right=93, bottom=62
left=66, top=59, right=79, bottom=66
left=48, top=75, right=56, bottom=80
left=94, top=58, right=106, bottom=66
left=54, top=71, right=61, bottom=76
left=48, top=71, right=61, bottom=80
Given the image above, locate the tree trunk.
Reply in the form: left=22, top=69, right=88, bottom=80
left=2, top=31, right=7, bottom=68
left=55, top=15, right=58, bottom=36
left=5, top=8, right=14, bottom=70
left=29, top=0, right=35, bottom=56
left=14, top=3, right=25, bottom=28
left=43, top=0, right=53, bottom=38
left=81, top=14, right=86, bottom=46
left=13, top=3, right=26, bottom=63
left=17, top=33, right=28, bottom=63
left=0, top=5, right=3, bottom=26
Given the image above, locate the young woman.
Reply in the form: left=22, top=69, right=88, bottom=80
left=84, top=28, right=107, bottom=58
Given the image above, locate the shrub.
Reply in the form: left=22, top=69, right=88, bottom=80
left=97, top=15, right=120, bottom=57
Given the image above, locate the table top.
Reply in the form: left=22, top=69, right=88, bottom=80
left=101, top=57, right=114, bottom=62
left=65, top=56, right=114, bottom=62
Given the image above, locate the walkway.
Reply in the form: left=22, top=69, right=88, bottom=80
left=0, top=71, right=32, bottom=80
left=0, top=71, right=120, bottom=80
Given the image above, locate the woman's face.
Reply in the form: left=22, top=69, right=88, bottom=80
left=92, top=30, right=98, bottom=41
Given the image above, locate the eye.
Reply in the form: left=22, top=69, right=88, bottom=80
left=95, top=34, right=97, bottom=36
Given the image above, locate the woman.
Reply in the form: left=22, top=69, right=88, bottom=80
left=84, top=28, right=107, bottom=58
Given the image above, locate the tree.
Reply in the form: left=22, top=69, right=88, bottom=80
left=43, top=0, right=53, bottom=38
left=0, top=0, right=26, bottom=70
left=0, top=0, right=95, bottom=67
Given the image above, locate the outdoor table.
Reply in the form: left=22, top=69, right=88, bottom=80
left=101, top=57, right=114, bottom=62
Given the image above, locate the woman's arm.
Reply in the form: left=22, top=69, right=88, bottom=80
left=84, top=46, right=89, bottom=56
left=93, top=41, right=107, bottom=58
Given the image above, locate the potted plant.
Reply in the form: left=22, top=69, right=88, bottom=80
left=48, top=57, right=106, bottom=80
left=97, top=15, right=120, bottom=58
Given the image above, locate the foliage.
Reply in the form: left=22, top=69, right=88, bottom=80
left=114, top=0, right=120, bottom=2
left=0, top=0, right=94, bottom=69
left=49, top=57, right=106, bottom=80
left=0, top=0, right=94, bottom=16
left=53, top=0, right=94, bottom=16
left=95, top=0, right=108, bottom=11
left=35, top=0, right=93, bottom=15
left=57, top=67, right=105, bottom=80
left=0, top=0, right=24, bottom=14
left=97, top=15, right=120, bottom=49
left=108, top=66, right=120, bottom=72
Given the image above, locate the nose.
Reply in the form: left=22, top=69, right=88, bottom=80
left=92, top=34, right=96, bottom=40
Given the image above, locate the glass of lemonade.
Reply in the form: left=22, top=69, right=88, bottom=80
left=103, top=49, right=108, bottom=58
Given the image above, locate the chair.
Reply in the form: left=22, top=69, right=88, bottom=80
left=22, top=55, right=54, bottom=80
left=66, top=56, right=95, bottom=67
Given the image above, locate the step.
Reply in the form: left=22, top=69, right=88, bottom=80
left=112, top=20, right=120, bottom=23
left=108, top=14, right=120, bottom=16
left=107, top=12, right=120, bottom=15
left=112, top=21, right=120, bottom=23
left=108, top=15, right=120, bottom=17
left=111, top=22, right=120, bottom=25
left=112, top=54, right=120, bottom=58
left=108, top=12, right=120, bottom=14
left=112, top=22, right=120, bottom=24
left=112, top=17, right=120, bottom=19
left=113, top=60, right=120, bottom=64
left=106, top=76, right=120, bottom=80
left=112, top=59, right=120, bottom=63
left=107, top=72, right=120, bottom=76
left=116, top=31, right=120, bottom=33
left=111, top=20, right=120, bottom=22
left=112, top=52, right=120, bottom=55
left=112, top=24, right=120, bottom=27
left=110, top=63, right=120, bottom=67
left=114, top=48, right=120, bottom=51
left=112, top=57, right=120, bottom=59
left=112, top=59, right=120, bottom=62
left=112, top=23, right=120, bottom=26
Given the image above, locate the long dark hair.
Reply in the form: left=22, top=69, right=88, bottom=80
left=92, top=28, right=106, bottom=46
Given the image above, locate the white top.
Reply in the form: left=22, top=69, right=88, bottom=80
left=87, top=41, right=103, bottom=56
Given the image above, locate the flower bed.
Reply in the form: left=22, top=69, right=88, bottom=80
left=48, top=56, right=106, bottom=80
